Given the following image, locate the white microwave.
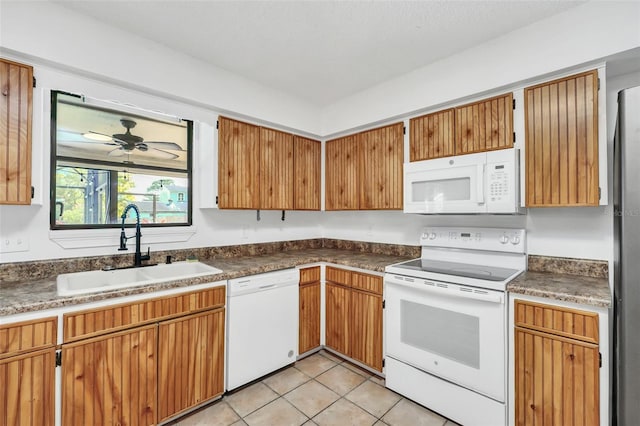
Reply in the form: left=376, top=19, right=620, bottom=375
left=404, top=148, right=523, bottom=214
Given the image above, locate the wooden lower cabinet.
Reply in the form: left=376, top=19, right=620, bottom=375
left=514, top=300, right=600, bottom=426
left=0, top=348, right=56, bottom=426
left=325, top=282, right=350, bottom=356
left=61, top=288, right=226, bottom=426
left=349, top=289, right=383, bottom=371
left=62, top=324, right=158, bottom=426
left=325, top=268, right=383, bottom=372
left=158, top=308, right=225, bottom=423
left=299, top=282, right=321, bottom=354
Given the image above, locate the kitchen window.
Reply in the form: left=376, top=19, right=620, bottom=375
left=50, top=91, right=192, bottom=229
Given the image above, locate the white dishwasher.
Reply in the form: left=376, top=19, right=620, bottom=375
left=226, top=268, right=299, bottom=390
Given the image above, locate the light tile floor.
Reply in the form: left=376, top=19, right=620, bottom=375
left=175, top=350, right=462, bottom=426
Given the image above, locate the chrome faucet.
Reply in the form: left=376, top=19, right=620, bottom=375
left=118, top=203, right=151, bottom=267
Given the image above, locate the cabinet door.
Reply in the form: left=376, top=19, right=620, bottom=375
left=359, top=122, right=404, bottom=210
left=0, top=58, right=33, bottom=205
left=325, top=283, right=350, bottom=355
left=410, top=109, right=455, bottom=161
left=158, top=308, right=225, bottom=422
left=515, top=327, right=599, bottom=426
left=217, top=116, right=260, bottom=209
left=325, top=135, right=359, bottom=210
left=349, top=289, right=383, bottom=371
left=260, top=127, right=294, bottom=210
left=455, top=93, right=513, bottom=155
left=0, top=348, right=55, bottom=426
left=293, top=136, right=321, bottom=210
left=525, top=70, right=599, bottom=206
left=62, top=325, right=157, bottom=426
left=299, top=282, right=321, bottom=354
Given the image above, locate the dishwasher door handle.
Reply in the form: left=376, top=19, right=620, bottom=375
left=259, top=284, right=276, bottom=290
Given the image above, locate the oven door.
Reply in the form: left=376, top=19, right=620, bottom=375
left=404, top=152, right=487, bottom=214
left=385, top=274, right=506, bottom=402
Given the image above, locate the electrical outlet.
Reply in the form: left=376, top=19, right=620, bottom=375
left=0, top=236, right=30, bottom=253
left=241, top=226, right=249, bottom=240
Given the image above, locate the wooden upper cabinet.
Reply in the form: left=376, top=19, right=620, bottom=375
left=525, top=70, right=599, bottom=207
left=410, top=109, right=455, bottom=161
left=293, top=136, right=321, bottom=210
left=455, top=93, right=514, bottom=155
left=325, top=134, right=359, bottom=210
left=0, top=58, right=33, bottom=205
left=218, top=116, right=260, bottom=209
left=359, top=122, right=404, bottom=210
left=260, top=127, right=293, bottom=210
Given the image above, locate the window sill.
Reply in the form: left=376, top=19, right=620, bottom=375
left=49, top=226, right=197, bottom=249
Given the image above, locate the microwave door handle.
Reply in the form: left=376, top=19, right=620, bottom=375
left=477, top=164, right=485, bottom=204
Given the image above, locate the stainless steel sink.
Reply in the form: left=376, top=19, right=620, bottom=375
left=56, top=262, right=223, bottom=296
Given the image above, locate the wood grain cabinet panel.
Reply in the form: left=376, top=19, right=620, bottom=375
left=63, top=287, right=225, bottom=342
left=325, top=135, right=359, bottom=210
left=324, top=267, right=384, bottom=372
left=0, top=58, right=33, bottom=205
left=349, top=289, right=383, bottom=372
left=359, top=122, right=404, bottom=210
left=352, top=273, right=383, bottom=295
left=525, top=70, right=599, bottom=207
left=260, top=127, right=293, bottom=210
left=515, top=300, right=599, bottom=344
left=217, top=116, right=260, bottom=209
left=325, top=282, right=350, bottom=356
left=299, top=281, right=321, bottom=354
left=0, top=317, right=57, bottom=359
left=293, top=136, right=321, bottom=210
left=299, top=266, right=321, bottom=284
left=158, top=308, right=225, bottom=422
left=410, top=109, right=455, bottom=161
left=515, top=327, right=599, bottom=426
left=455, top=93, right=514, bottom=155
left=326, top=266, right=353, bottom=287
left=0, top=348, right=55, bottom=426
left=61, top=325, right=158, bottom=426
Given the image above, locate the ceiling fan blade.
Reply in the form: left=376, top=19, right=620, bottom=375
left=145, top=148, right=179, bottom=160
left=85, top=131, right=114, bottom=142
left=108, top=147, right=126, bottom=157
left=144, top=141, right=184, bottom=151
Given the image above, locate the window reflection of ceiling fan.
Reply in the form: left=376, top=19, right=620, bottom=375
left=85, top=119, right=184, bottom=160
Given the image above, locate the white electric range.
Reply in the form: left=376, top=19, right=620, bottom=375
left=384, top=227, right=526, bottom=426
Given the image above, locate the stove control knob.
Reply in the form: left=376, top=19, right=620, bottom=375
left=511, top=236, right=521, bottom=245
left=429, top=232, right=437, bottom=240
left=499, top=235, right=509, bottom=244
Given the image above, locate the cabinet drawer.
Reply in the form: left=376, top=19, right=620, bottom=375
left=63, top=286, right=225, bottom=343
left=299, top=266, right=320, bottom=284
left=326, top=266, right=353, bottom=287
left=0, top=317, right=57, bottom=359
left=514, top=300, right=599, bottom=344
left=352, top=272, right=383, bottom=295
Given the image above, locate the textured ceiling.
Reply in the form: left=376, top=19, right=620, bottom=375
left=54, top=0, right=584, bottom=106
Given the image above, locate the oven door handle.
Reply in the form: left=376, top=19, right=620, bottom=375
left=385, top=276, right=504, bottom=304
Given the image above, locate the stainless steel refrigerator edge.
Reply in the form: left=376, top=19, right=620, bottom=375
left=613, top=85, right=640, bottom=426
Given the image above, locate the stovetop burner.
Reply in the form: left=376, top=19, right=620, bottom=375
left=392, top=258, right=520, bottom=282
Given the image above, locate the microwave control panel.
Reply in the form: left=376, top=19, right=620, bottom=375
left=488, top=163, right=510, bottom=202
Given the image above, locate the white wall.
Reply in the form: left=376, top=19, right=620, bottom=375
left=0, top=1, right=322, bottom=136
left=2, top=1, right=640, bottom=264
left=321, top=1, right=640, bottom=137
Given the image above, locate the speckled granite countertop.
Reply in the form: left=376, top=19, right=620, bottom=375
left=0, top=248, right=411, bottom=316
left=507, top=256, right=611, bottom=308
